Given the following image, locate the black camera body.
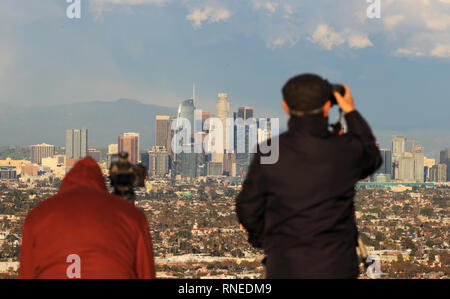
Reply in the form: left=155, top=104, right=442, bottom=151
left=109, top=152, right=146, bottom=202
left=330, top=84, right=346, bottom=106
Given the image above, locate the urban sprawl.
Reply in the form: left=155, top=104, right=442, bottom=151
left=0, top=93, right=449, bottom=278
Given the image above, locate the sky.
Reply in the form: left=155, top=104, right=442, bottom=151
left=0, top=0, right=449, bottom=157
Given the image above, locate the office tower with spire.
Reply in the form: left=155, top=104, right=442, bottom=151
left=177, top=99, right=195, bottom=136
left=66, top=129, right=88, bottom=159
left=118, top=132, right=140, bottom=164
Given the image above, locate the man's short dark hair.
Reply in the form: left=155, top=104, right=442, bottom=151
left=282, top=73, right=331, bottom=112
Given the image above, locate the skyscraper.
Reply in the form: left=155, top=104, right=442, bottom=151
left=202, top=112, right=211, bottom=132
left=107, top=144, right=118, bottom=168
left=118, top=133, right=140, bottom=164
left=212, top=93, right=230, bottom=163
left=377, top=149, right=392, bottom=179
left=392, top=136, right=406, bottom=157
left=429, top=164, right=447, bottom=182
left=238, top=106, right=254, bottom=121
left=87, top=148, right=102, bottom=162
left=413, top=146, right=425, bottom=182
left=398, top=153, right=415, bottom=181
left=156, top=115, right=172, bottom=154
left=392, top=136, right=406, bottom=179
left=148, top=146, right=169, bottom=177
left=66, top=129, right=88, bottom=159
left=440, top=148, right=450, bottom=181
left=31, top=143, right=55, bottom=165
left=177, top=99, right=195, bottom=136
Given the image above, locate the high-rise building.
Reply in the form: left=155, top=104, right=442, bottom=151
left=440, top=148, right=450, bottom=181
left=429, top=164, right=447, bottom=182
left=148, top=146, right=169, bottom=177
left=87, top=148, right=102, bottom=162
left=257, top=118, right=272, bottom=145
left=413, top=146, right=425, bottom=182
left=177, top=99, right=195, bottom=136
left=202, top=112, right=211, bottom=132
left=0, top=167, right=17, bottom=180
left=398, top=153, right=415, bottom=181
left=175, top=145, right=197, bottom=178
left=66, top=129, right=88, bottom=159
left=31, top=143, right=55, bottom=165
left=392, top=136, right=406, bottom=179
left=424, top=157, right=436, bottom=182
left=377, top=149, right=392, bottom=179
left=238, top=106, right=254, bottom=121
left=118, top=133, right=140, bottom=164
left=107, top=144, right=118, bottom=168
left=392, top=136, right=406, bottom=157
left=212, top=93, right=230, bottom=163
left=223, top=152, right=236, bottom=177
left=156, top=115, right=172, bottom=155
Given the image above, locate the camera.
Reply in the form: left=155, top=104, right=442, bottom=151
left=109, top=152, right=146, bottom=202
left=330, top=84, right=346, bottom=106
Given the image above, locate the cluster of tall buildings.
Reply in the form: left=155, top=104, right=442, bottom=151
left=374, top=136, right=448, bottom=183
left=4, top=93, right=448, bottom=185
left=136, top=92, right=272, bottom=180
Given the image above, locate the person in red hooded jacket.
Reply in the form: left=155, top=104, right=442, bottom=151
left=18, top=157, right=156, bottom=279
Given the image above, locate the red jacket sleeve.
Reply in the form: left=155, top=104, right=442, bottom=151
left=135, top=213, right=156, bottom=279
left=18, top=215, right=35, bottom=279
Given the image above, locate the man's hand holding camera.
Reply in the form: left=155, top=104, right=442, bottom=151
left=333, top=84, right=355, bottom=114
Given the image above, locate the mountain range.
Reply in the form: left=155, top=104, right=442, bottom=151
left=0, top=99, right=176, bottom=149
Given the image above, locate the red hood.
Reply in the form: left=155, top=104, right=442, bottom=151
left=59, top=157, right=107, bottom=194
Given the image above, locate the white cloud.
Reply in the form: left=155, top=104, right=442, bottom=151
left=384, top=15, right=405, bottom=31
left=395, top=48, right=426, bottom=57
left=252, top=1, right=279, bottom=15
left=430, top=44, right=450, bottom=57
left=309, top=24, right=373, bottom=50
left=347, top=33, right=373, bottom=49
left=186, top=6, right=231, bottom=29
left=309, top=24, right=345, bottom=50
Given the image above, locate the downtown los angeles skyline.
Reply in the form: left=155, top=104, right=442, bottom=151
left=0, top=1, right=449, bottom=157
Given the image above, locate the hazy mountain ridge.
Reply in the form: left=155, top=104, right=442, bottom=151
left=0, top=99, right=176, bottom=149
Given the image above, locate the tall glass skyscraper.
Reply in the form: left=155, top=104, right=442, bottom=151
left=377, top=148, right=392, bottom=178
left=177, top=99, right=195, bottom=136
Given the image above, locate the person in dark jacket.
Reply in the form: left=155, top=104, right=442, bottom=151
left=236, top=74, right=382, bottom=279
left=19, top=157, right=156, bottom=279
